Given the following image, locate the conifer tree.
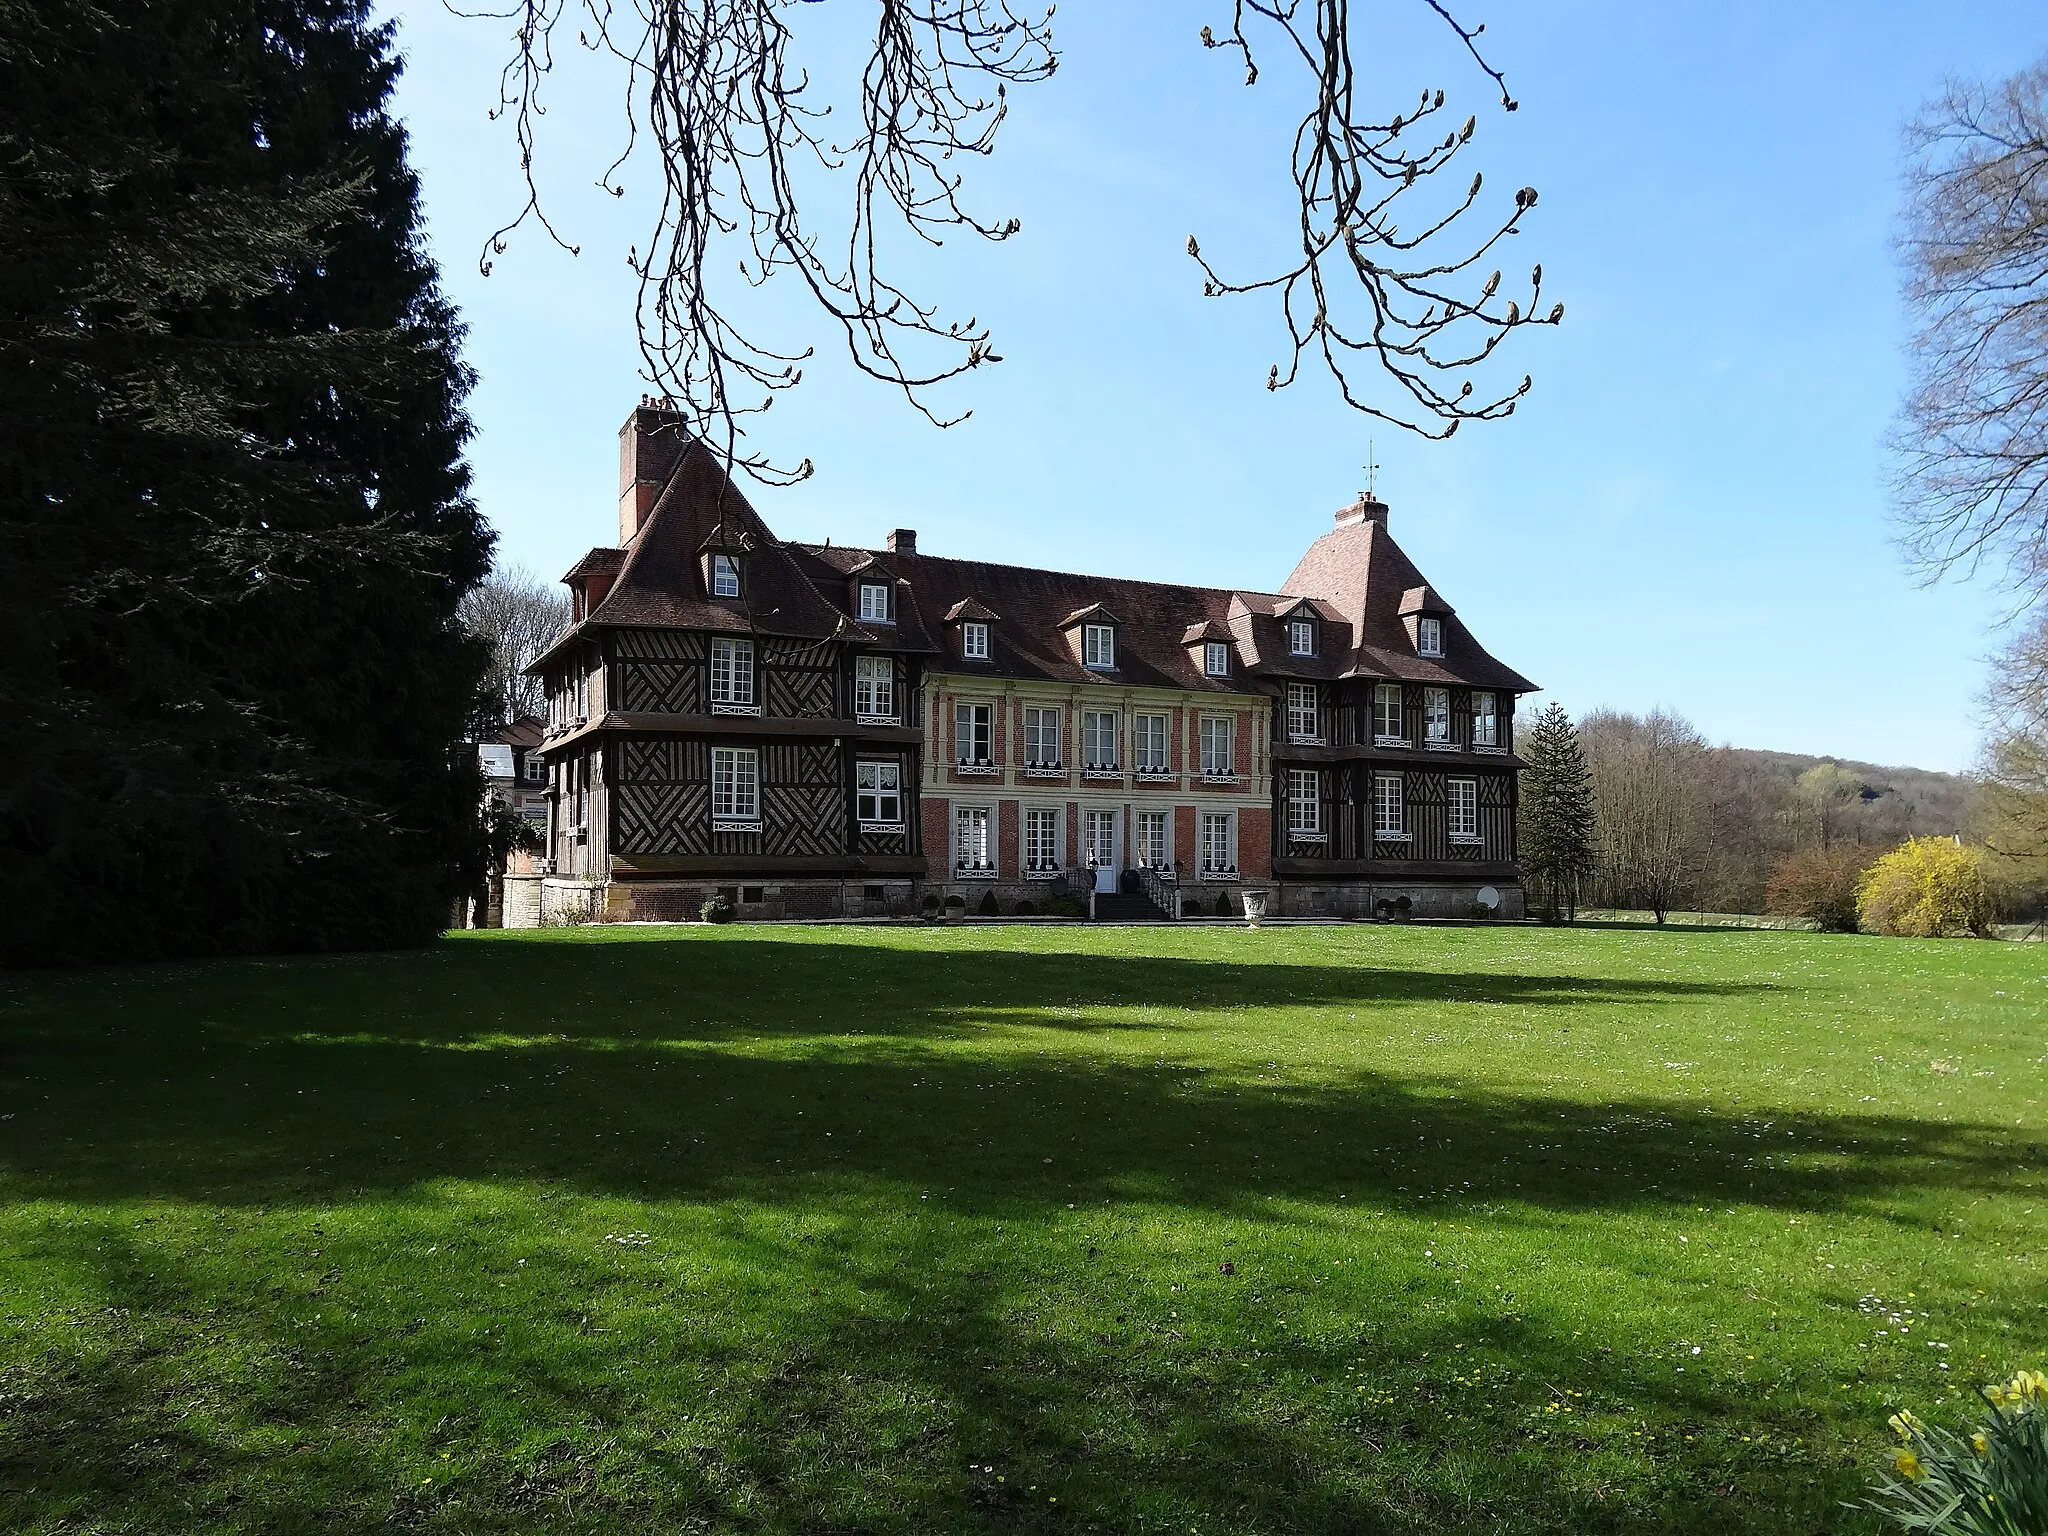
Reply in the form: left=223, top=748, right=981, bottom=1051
left=1518, top=702, right=1598, bottom=921
left=0, top=0, right=491, bottom=964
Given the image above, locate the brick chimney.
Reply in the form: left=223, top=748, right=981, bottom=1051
left=1333, top=494, right=1388, bottom=529
left=618, top=398, right=691, bottom=544
left=886, top=528, right=918, bottom=555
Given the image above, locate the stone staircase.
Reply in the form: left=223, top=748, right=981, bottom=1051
left=1092, top=889, right=1172, bottom=922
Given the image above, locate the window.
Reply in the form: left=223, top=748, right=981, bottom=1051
left=1135, top=713, right=1169, bottom=773
left=1286, top=682, right=1321, bottom=742
left=1083, top=623, right=1115, bottom=670
left=1024, top=808, right=1061, bottom=873
left=1288, top=617, right=1316, bottom=656
left=961, top=621, right=990, bottom=660
left=1024, top=706, right=1062, bottom=767
left=1449, top=776, right=1480, bottom=842
left=1136, top=810, right=1168, bottom=869
left=1418, top=616, right=1444, bottom=657
left=1287, top=768, right=1323, bottom=838
left=1199, top=716, right=1234, bottom=777
left=1200, top=811, right=1235, bottom=874
left=710, top=554, right=740, bottom=598
left=1085, top=809, right=1117, bottom=868
left=1373, top=771, right=1407, bottom=840
left=1373, top=682, right=1404, bottom=742
left=711, top=747, right=760, bottom=823
left=1082, top=710, right=1118, bottom=770
left=856, top=760, right=902, bottom=826
left=710, top=638, right=756, bottom=710
left=955, top=806, right=992, bottom=871
left=523, top=755, right=545, bottom=782
left=955, top=703, right=992, bottom=766
left=854, top=655, right=895, bottom=720
left=1204, top=641, right=1230, bottom=677
left=1472, top=691, right=1499, bottom=749
left=859, top=582, right=891, bottom=623
left=1424, top=686, right=1451, bottom=745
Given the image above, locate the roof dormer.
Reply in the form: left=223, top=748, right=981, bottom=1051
left=1182, top=619, right=1234, bottom=679
left=844, top=553, right=899, bottom=626
left=1398, top=585, right=1454, bottom=658
left=1059, top=603, right=1122, bottom=672
left=1277, top=597, right=1322, bottom=659
left=945, top=597, right=1000, bottom=662
left=698, top=522, right=754, bottom=601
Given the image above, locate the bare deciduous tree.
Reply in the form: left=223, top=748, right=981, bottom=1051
left=1581, top=707, right=1709, bottom=924
left=460, top=566, right=572, bottom=727
left=1894, top=56, right=2048, bottom=595
left=467, top=0, right=1557, bottom=478
left=1980, top=612, right=2048, bottom=874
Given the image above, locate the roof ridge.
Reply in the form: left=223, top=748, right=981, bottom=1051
left=788, top=542, right=1301, bottom=603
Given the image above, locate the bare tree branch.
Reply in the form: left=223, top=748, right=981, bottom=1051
left=458, top=0, right=1553, bottom=476
left=1894, top=56, right=2048, bottom=596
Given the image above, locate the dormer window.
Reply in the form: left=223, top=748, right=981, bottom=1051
left=1288, top=618, right=1316, bottom=657
left=1417, top=617, right=1444, bottom=657
left=710, top=553, right=740, bottom=598
left=858, top=582, right=891, bottom=623
left=962, top=621, right=989, bottom=660
left=1204, top=641, right=1230, bottom=677
left=1083, top=623, right=1115, bottom=670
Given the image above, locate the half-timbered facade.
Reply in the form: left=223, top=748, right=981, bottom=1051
left=528, top=402, right=1534, bottom=922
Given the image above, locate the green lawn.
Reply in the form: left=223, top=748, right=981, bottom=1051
left=3, top=923, right=2043, bottom=1534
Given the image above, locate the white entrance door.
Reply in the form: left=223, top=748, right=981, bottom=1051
left=1087, top=810, right=1119, bottom=892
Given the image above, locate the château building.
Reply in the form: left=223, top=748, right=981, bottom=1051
left=528, top=402, right=1535, bottom=922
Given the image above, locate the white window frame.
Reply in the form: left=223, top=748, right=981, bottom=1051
left=1472, top=691, right=1500, bottom=750
left=1373, top=771, right=1408, bottom=841
left=1424, top=686, right=1452, bottom=746
left=858, top=582, right=891, bottom=623
left=710, top=638, right=757, bottom=713
left=710, top=553, right=740, bottom=598
left=1286, top=682, right=1321, bottom=743
left=1203, top=641, right=1229, bottom=677
left=1083, top=623, right=1115, bottom=670
left=1287, top=767, right=1324, bottom=839
left=856, top=760, right=903, bottom=828
left=954, top=805, right=993, bottom=873
left=1023, top=807, right=1061, bottom=875
left=1136, top=809, right=1169, bottom=870
left=1024, top=705, right=1062, bottom=769
left=961, top=621, right=990, bottom=660
left=1082, top=710, right=1119, bottom=771
left=1417, top=616, right=1444, bottom=657
left=1373, top=683, right=1405, bottom=744
left=1288, top=618, right=1316, bottom=657
left=853, top=655, right=895, bottom=722
left=1198, top=811, right=1237, bottom=878
left=955, top=702, right=993, bottom=768
left=1448, top=775, right=1480, bottom=843
left=711, top=746, right=760, bottom=825
left=523, top=755, right=545, bottom=783
left=1135, top=712, right=1170, bottom=775
left=1199, top=715, right=1235, bottom=778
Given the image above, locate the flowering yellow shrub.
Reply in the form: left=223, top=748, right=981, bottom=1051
left=1855, top=838, right=1991, bottom=938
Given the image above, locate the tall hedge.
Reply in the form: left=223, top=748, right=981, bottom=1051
left=0, top=0, right=491, bottom=965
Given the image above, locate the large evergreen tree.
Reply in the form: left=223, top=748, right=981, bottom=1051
left=0, top=0, right=491, bottom=965
left=1518, top=702, right=1598, bottom=922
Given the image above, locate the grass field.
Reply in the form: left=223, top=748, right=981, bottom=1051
left=2, top=923, right=2043, bottom=1534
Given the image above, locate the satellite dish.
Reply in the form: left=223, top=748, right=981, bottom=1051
left=1476, top=886, right=1501, bottom=911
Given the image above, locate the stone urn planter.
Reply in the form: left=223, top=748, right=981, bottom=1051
left=1241, top=890, right=1270, bottom=928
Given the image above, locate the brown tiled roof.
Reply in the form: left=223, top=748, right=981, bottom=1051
left=483, top=714, right=547, bottom=749
left=534, top=419, right=1533, bottom=694
left=560, top=548, right=624, bottom=582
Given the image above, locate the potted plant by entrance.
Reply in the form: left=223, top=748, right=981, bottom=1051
left=1241, top=890, right=1270, bottom=928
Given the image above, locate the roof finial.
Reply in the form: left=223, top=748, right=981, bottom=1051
left=1362, top=439, right=1379, bottom=501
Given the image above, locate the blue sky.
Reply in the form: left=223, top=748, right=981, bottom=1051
left=386, top=0, right=2046, bottom=772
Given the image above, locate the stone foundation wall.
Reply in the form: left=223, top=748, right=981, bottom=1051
left=603, top=878, right=922, bottom=923
left=1274, top=880, right=1525, bottom=921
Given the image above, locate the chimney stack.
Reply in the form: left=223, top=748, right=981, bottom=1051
left=618, top=397, right=691, bottom=544
left=886, top=528, right=918, bottom=555
left=1333, top=494, right=1388, bottom=529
